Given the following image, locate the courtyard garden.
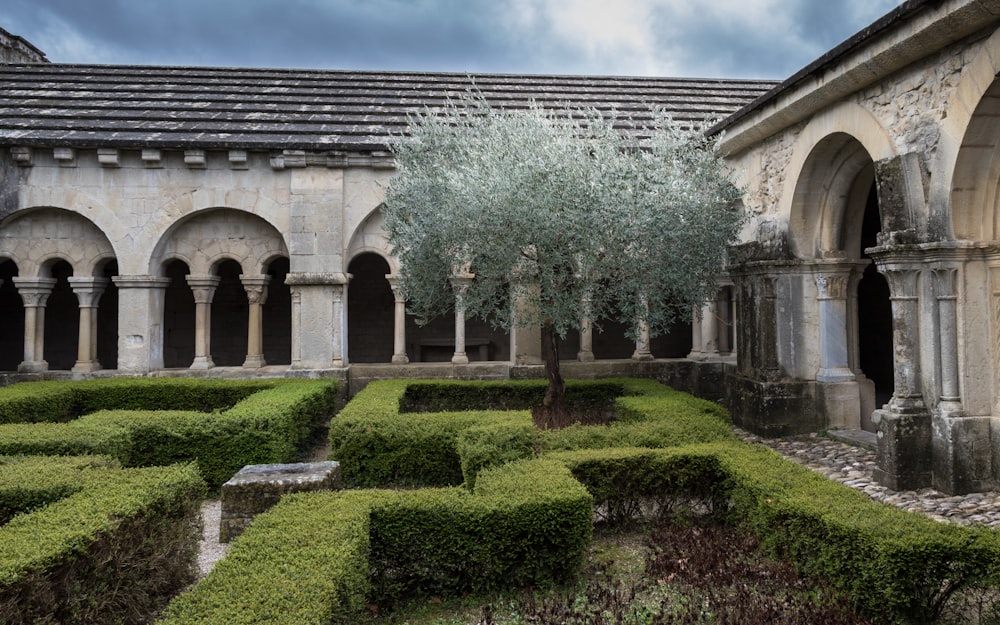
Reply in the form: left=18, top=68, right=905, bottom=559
left=1, top=376, right=999, bottom=624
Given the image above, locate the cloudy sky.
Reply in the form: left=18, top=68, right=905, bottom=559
left=3, top=0, right=904, bottom=79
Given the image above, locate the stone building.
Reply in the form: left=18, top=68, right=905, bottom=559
left=2, top=0, right=1000, bottom=495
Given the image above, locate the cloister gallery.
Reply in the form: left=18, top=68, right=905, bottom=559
left=3, top=0, right=1000, bottom=495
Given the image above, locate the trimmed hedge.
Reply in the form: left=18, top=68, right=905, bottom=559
left=0, top=378, right=272, bottom=424
left=552, top=442, right=1000, bottom=623
left=0, top=455, right=207, bottom=625
left=329, top=378, right=732, bottom=488
left=159, top=458, right=593, bottom=625
left=0, top=379, right=337, bottom=487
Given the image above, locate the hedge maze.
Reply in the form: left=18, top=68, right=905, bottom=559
left=0, top=377, right=337, bottom=624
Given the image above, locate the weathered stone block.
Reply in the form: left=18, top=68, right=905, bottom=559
left=872, top=408, right=931, bottom=491
left=931, top=413, right=993, bottom=494
left=219, top=461, right=341, bottom=543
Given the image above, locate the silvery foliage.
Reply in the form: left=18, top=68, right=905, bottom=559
left=382, top=97, right=744, bottom=341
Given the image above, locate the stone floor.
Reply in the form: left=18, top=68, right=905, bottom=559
left=736, top=428, right=1000, bottom=528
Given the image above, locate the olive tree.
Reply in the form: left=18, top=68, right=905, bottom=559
left=382, top=98, right=743, bottom=426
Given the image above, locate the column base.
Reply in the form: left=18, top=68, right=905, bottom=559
left=577, top=350, right=595, bottom=362
left=190, top=356, right=215, bottom=370
left=72, top=361, right=101, bottom=373
left=872, top=404, right=932, bottom=491
left=452, top=352, right=469, bottom=364
left=817, top=367, right=856, bottom=383
left=631, top=350, right=654, bottom=361
left=17, top=360, right=48, bottom=373
left=392, top=354, right=409, bottom=364
left=242, top=355, right=266, bottom=369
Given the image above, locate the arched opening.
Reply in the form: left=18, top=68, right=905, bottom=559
left=0, top=260, right=23, bottom=371
left=347, top=253, right=394, bottom=363
left=857, top=184, right=894, bottom=424
left=263, top=257, right=291, bottom=365
left=96, top=260, right=119, bottom=369
left=42, top=260, right=78, bottom=370
left=163, top=260, right=195, bottom=368
left=210, top=260, right=249, bottom=367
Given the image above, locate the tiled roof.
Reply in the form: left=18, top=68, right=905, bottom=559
left=0, top=64, right=777, bottom=152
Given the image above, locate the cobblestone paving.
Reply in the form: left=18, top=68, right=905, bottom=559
left=736, top=429, right=1000, bottom=528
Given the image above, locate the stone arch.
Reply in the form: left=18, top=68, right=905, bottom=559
left=784, top=104, right=896, bottom=259
left=939, top=25, right=1000, bottom=239
left=347, top=207, right=399, bottom=275
left=150, top=207, right=288, bottom=276
left=0, top=207, right=116, bottom=277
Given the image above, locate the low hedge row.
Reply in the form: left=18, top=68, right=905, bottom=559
left=0, top=455, right=207, bottom=625
left=329, top=378, right=733, bottom=488
left=0, top=379, right=337, bottom=487
left=552, top=443, right=1000, bottom=623
left=0, top=378, right=273, bottom=424
left=159, top=457, right=593, bottom=625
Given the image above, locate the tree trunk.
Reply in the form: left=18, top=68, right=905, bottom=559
left=533, top=320, right=569, bottom=429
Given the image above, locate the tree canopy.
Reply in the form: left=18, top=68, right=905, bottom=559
left=382, top=97, right=744, bottom=422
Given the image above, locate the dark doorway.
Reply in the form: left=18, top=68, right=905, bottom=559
left=211, top=260, right=249, bottom=366
left=263, top=257, right=292, bottom=365
left=347, top=253, right=393, bottom=363
left=96, top=261, right=118, bottom=369
left=163, top=260, right=195, bottom=368
left=857, top=183, right=894, bottom=427
left=43, top=260, right=78, bottom=370
left=0, top=260, right=23, bottom=371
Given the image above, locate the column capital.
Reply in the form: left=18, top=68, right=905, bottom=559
left=12, top=277, right=57, bottom=306
left=68, top=276, right=110, bottom=307
left=185, top=274, right=221, bottom=304
left=814, top=273, right=850, bottom=300
left=931, top=267, right=958, bottom=300
left=239, top=274, right=271, bottom=305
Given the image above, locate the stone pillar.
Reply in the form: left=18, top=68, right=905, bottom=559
left=814, top=272, right=855, bottom=382
left=240, top=274, right=270, bottom=369
left=112, top=275, right=172, bottom=373
left=68, top=277, right=109, bottom=373
left=933, top=267, right=962, bottom=414
left=186, top=275, right=221, bottom=370
left=13, top=277, right=56, bottom=373
left=386, top=274, right=409, bottom=364
left=716, top=289, right=731, bottom=355
left=332, top=282, right=347, bottom=367
left=289, top=289, right=302, bottom=368
left=509, top=277, right=542, bottom=366
left=578, top=294, right=595, bottom=362
left=870, top=254, right=931, bottom=490
left=700, top=300, right=719, bottom=358
left=450, top=274, right=474, bottom=364
left=688, top=306, right=703, bottom=360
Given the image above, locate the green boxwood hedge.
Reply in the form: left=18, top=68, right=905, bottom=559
left=0, top=378, right=337, bottom=487
left=329, top=377, right=733, bottom=488
left=159, top=457, right=593, bottom=625
left=0, top=455, right=206, bottom=625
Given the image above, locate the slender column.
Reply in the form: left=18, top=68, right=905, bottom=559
left=688, top=306, right=703, bottom=360
left=933, top=267, right=962, bottom=413
left=578, top=293, right=595, bottom=362
left=13, top=277, right=56, bottom=373
left=185, top=275, right=220, bottom=370
left=700, top=300, right=719, bottom=358
left=289, top=288, right=302, bottom=368
left=881, top=266, right=924, bottom=410
left=68, top=277, right=109, bottom=373
left=730, top=289, right=738, bottom=356
left=631, top=294, right=654, bottom=361
left=716, top=289, right=731, bottom=355
left=814, top=272, right=855, bottom=382
left=450, top=274, right=474, bottom=364
left=240, top=275, right=270, bottom=369
left=332, top=283, right=346, bottom=367
left=386, top=274, right=409, bottom=364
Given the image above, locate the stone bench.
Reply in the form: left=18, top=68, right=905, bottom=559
left=219, top=460, right=341, bottom=543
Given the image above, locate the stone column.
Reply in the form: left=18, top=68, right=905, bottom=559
left=112, top=275, right=172, bottom=373
left=185, top=275, right=220, bottom=370
left=578, top=294, right=595, bottom=362
left=700, top=299, right=719, bottom=358
left=716, top=289, right=731, bottom=355
left=289, top=289, right=302, bottom=368
left=450, top=274, right=474, bottom=364
left=13, top=277, right=56, bottom=373
left=932, top=267, right=962, bottom=414
left=385, top=274, right=409, bottom=364
left=68, top=277, right=109, bottom=373
left=332, top=283, right=347, bottom=367
left=688, top=306, right=703, bottom=360
left=870, top=254, right=931, bottom=490
left=814, top=272, right=855, bottom=382
left=240, top=274, right=270, bottom=369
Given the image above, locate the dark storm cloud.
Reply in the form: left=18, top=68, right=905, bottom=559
left=0, top=0, right=904, bottom=78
